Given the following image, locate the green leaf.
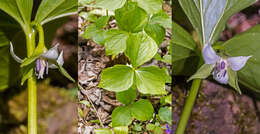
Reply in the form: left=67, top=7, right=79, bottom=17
left=125, top=32, right=158, bottom=67
left=115, top=2, right=148, bottom=33
left=135, top=66, right=167, bottom=95
left=173, top=21, right=197, bottom=51
left=144, top=23, right=165, bottom=46
left=158, top=107, right=172, bottom=124
left=150, top=10, right=172, bottom=29
left=104, top=30, right=129, bottom=56
left=112, top=106, right=132, bottom=127
left=136, top=0, right=162, bottom=14
left=114, top=126, right=128, bottom=134
left=146, top=124, right=163, bottom=134
left=228, top=68, right=241, bottom=94
left=179, top=0, right=255, bottom=45
left=79, top=100, right=91, bottom=107
left=35, top=0, right=77, bottom=25
left=56, top=63, right=75, bottom=82
left=99, top=65, right=134, bottom=92
left=223, top=25, right=260, bottom=93
left=130, top=99, right=154, bottom=121
left=94, top=0, right=126, bottom=10
left=187, top=64, right=215, bottom=82
left=0, top=0, right=24, bottom=27
left=96, top=16, right=110, bottom=29
left=79, top=0, right=95, bottom=6
left=0, top=30, right=9, bottom=47
left=116, top=86, right=136, bottom=105
left=95, top=128, right=113, bottom=134
left=82, top=25, right=106, bottom=45
left=15, top=0, right=33, bottom=25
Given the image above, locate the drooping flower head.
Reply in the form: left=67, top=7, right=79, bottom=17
left=203, top=44, right=251, bottom=84
left=10, top=42, right=64, bottom=79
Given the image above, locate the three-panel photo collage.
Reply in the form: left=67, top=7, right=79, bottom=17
left=0, top=0, right=260, bottom=134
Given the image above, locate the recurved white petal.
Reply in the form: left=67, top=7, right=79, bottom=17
left=9, top=42, right=22, bottom=63
left=41, top=43, right=59, bottom=60
left=228, top=56, right=252, bottom=71
left=203, top=44, right=220, bottom=64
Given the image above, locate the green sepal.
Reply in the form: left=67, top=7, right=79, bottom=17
left=55, top=62, right=75, bottom=82
left=228, top=67, right=241, bottom=94
left=187, top=64, right=215, bottom=82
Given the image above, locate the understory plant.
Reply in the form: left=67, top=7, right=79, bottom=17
left=0, top=0, right=76, bottom=133
left=173, top=0, right=260, bottom=133
left=79, top=0, right=172, bottom=133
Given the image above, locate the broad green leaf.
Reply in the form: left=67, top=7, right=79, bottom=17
left=223, top=25, right=260, bottom=93
left=173, top=21, right=197, bottom=51
left=187, top=64, right=215, bottom=82
left=144, top=23, right=165, bottom=46
left=130, top=99, right=154, bottom=121
left=15, top=0, right=33, bottom=25
left=99, top=65, right=134, bottom=92
left=116, top=86, right=136, bottom=105
left=35, top=0, right=77, bottom=25
left=115, top=2, right=148, bottom=33
left=0, top=30, right=9, bottom=47
left=112, top=106, right=132, bottom=127
left=95, top=129, right=113, bottom=134
left=96, top=16, right=110, bottom=29
left=158, top=107, right=172, bottom=124
left=94, top=0, right=126, bottom=10
left=104, top=30, right=129, bottom=56
left=82, top=25, right=106, bottom=45
left=135, top=66, right=167, bottom=95
left=125, top=32, right=158, bottom=67
left=114, top=126, right=128, bottom=134
left=228, top=68, right=241, bottom=94
left=0, top=0, right=24, bottom=27
left=150, top=10, right=172, bottom=29
left=179, top=0, right=255, bottom=45
left=79, top=0, right=95, bottom=6
left=136, top=0, right=162, bottom=14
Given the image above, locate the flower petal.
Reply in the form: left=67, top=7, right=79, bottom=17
left=227, top=56, right=252, bottom=71
left=48, top=63, right=58, bottom=69
left=202, top=44, right=220, bottom=64
left=41, top=43, right=59, bottom=60
left=213, top=69, right=229, bottom=84
left=9, top=42, right=23, bottom=63
left=56, top=50, right=64, bottom=66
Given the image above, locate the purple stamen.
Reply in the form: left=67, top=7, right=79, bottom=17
left=36, top=59, right=41, bottom=73
left=223, top=70, right=227, bottom=77
left=46, top=61, right=48, bottom=75
left=220, top=61, right=225, bottom=69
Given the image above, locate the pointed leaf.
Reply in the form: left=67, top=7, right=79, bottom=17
left=228, top=68, right=241, bottom=94
left=35, top=0, right=77, bottom=24
left=115, top=2, right=148, bottom=33
left=135, top=66, right=167, bottom=95
left=150, top=10, right=172, bottom=29
left=55, top=63, right=75, bottom=82
left=15, top=0, right=33, bottom=25
left=179, top=0, right=255, bottom=45
left=130, top=99, right=154, bottom=121
left=125, top=32, right=158, bottom=67
left=104, top=30, right=129, bottom=56
left=99, top=65, right=134, bottom=92
left=187, top=64, right=215, bottom=82
left=112, top=106, right=132, bottom=127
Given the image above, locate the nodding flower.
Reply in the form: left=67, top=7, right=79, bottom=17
left=165, top=124, right=171, bottom=134
left=203, top=44, right=251, bottom=84
left=10, top=42, right=64, bottom=79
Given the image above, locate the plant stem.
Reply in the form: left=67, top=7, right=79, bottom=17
left=176, top=57, right=204, bottom=134
left=26, top=27, right=37, bottom=134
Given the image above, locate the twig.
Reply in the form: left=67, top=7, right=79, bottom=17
left=78, top=83, right=104, bottom=127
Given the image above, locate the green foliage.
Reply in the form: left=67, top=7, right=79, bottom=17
left=115, top=2, right=148, bottom=33
left=158, top=107, right=172, bottom=124
left=136, top=0, right=162, bottom=14
left=130, top=99, right=154, bottom=121
left=112, top=106, right=132, bottom=127
left=146, top=123, right=163, bottom=134
left=116, top=86, right=136, bottom=105
left=94, top=0, right=126, bottom=10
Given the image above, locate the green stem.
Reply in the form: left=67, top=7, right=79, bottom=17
left=176, top=57, right=204, bottom=134
left=26, top=27, right=37, bottom=134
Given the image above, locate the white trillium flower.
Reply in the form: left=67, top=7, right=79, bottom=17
left=203, top=44, right=251, bottom=84
left=10, top=42, right=64, bottom=79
